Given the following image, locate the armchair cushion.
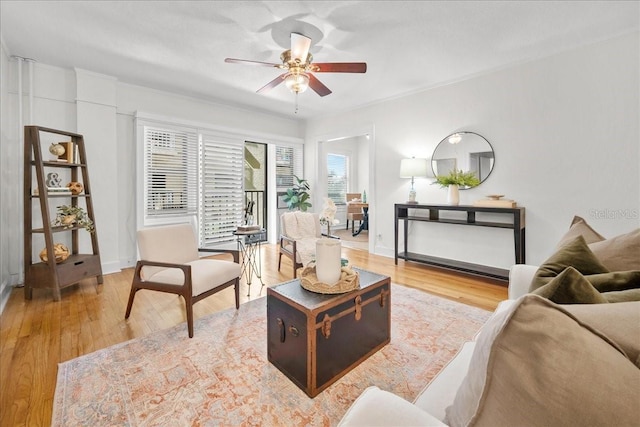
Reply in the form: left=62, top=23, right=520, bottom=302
left=147, top=259, right=241, bottom=296
left=138, top=223, right=200, bottom=280
left=281, top=211, right=321, bottom=239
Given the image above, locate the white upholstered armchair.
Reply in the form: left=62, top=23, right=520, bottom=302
left=278, top=211, right=321, bottom=278
left=125, top=223, right=241, bottom=338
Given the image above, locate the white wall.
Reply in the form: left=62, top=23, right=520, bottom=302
left=0, top=40, right=19, bottom=312
left=0, top=57, right=304, bottom=311
left=305, top=32, right=640, bottom=269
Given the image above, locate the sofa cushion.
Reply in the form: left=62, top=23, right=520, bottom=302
left=338, top=386, right=445, bottom=426
left=444, top=295, right=640, bottom=427
left=564, top=301, right=640, bottom=368
left=530, top=235, right=609, bottom=291
left=556, top=215, right=605, bottom=248
left=589, top=228, right=640, bottom=271
left=555, top=215, right=640, bottom=271
left=531, top=266, right=608, bottom=304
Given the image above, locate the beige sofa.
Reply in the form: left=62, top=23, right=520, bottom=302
left=338, top=264, right=640, bottom=426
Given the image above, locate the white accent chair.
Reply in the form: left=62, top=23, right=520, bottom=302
left=125, top=223, right=241, bottom=338
left=278, top=211, right=322, bottom=278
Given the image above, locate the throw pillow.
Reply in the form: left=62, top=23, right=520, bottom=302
left=603, top=288, right=640, bottom=303
left=589, top=228, right=640, bottom=271
left=564, top=301, right=640, bottom=368
left=444, top=295, right=640, bottom=427
left=581, top=270, right=640, bottom=293
left=556, top=215, right=605, bottom=248
left=531, top=267, right=608, bottom=304
left=529, top=235, right=609, bottom=292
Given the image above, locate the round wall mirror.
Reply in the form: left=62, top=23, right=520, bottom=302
left=431, top=131, right=495, bottom=189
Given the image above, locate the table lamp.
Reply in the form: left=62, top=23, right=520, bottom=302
left=399, top=157, right=428, bottom=204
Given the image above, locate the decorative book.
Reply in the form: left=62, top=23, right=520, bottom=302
left=473, top=199, right=517, bottom=208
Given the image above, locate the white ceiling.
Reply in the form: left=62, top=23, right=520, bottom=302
left=1, top=1, right=638, bottom=120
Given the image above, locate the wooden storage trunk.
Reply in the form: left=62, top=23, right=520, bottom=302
left=267, top=268, right=391, bottom=397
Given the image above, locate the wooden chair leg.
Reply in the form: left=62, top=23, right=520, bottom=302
left=125, top=286, right=138, bottom=318
left=186, top=300, right=194, bottom=338
left=234, top=278, right=240, bottom=309
left=346, top=219, right=349, bottom=230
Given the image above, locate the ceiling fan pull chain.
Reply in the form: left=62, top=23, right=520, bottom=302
left=294, top=92, right=299, bottom=114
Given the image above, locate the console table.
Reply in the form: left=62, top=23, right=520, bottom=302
left=394, top=203, right=526, bottom=280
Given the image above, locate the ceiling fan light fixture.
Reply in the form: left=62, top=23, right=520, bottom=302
left=284, top=72, right=310, bottom=93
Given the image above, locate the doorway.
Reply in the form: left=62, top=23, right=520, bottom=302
left=316, top=130, right=374, bottom=253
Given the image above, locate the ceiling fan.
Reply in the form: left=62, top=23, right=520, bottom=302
left=225, top=32, right=367, bottom=97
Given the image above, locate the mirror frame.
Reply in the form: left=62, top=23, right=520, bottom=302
left=431, top=131, right=495, bottom=189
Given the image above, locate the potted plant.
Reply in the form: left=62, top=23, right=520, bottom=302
left=433, top=169, right=480, bottom=205
left=52, top=205, right=95, bottom=233
left=282, top=175, right=312, bottom=211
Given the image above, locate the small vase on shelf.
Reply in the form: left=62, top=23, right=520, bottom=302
left=447, top=185, right=460, bottom=206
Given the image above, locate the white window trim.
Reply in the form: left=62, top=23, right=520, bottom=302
left=135, top=111, right=304, bottom=246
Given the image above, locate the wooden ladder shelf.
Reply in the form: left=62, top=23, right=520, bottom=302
left=23, top=126, right=103, bottom=301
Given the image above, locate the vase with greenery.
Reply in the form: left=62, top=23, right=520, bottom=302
left=433, top=169, right=480, bottom=205
left=282, top=175, right=312, bottom=211
left=52, top=205, right=95, bottom=233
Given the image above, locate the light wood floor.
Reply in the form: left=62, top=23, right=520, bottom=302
left=0, top=244, right=507, bottom=426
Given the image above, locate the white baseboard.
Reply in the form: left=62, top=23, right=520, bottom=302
left=101, top=261, right=122, bottom=275
left=373, top=245, right=394, bottom=258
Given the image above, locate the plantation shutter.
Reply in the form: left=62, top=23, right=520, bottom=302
left=275, top=144, right=303, bottom=188
left=327, top=153, right=348, bottom=204
left=200, top=133, right=244, bottom=246
left=144, top=125, right=198, bottom=219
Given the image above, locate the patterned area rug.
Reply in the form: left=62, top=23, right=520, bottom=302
left=53, top=284, right=490, bottom=426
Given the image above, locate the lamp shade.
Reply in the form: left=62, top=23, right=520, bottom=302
left=399, top=158, right=429, bottom=178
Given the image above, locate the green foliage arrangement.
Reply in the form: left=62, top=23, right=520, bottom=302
left=434, top=169, right=481, bottom=188
left=282, top=175, right=312, bottom=211
left=52, top=205, right=95, bottom=233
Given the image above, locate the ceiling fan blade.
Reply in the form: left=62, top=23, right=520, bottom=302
left=290, top=32, right=311, bottom=62
left=312, top=62, right=367, bottom=73
left=256, top=73, right=287, bottom=94
left=224, top=58, right=280, bottom=68
left=308, top=74, right=332, bottom=97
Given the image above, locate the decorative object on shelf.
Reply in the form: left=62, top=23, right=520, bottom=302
left=39, top=243, right=70, bottom=263
left=319, top=197, right=339, bottom=236
left=473, top=197, right=517, bottom=208
left=52, top=205, right=95, bottom=233
left=66, top=181, right=84, bottom=195
left=299, top=264, right=359, bottom=294
left=399, top=157, right=429, bottom=204
left=315, top=238, right=342, bottom=285
left=362, top=190, right=367, bottom=203
left=46, top=172, right=63, bottom=187
left=486, top=194, right=504, bottom=200
left=49, top=143, right=65, bottom=157
left=282, top=174, right=312, bottom=211
left=433, top=169, right=481, bottom=205
left=448, top=185, right=460, bottom=206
